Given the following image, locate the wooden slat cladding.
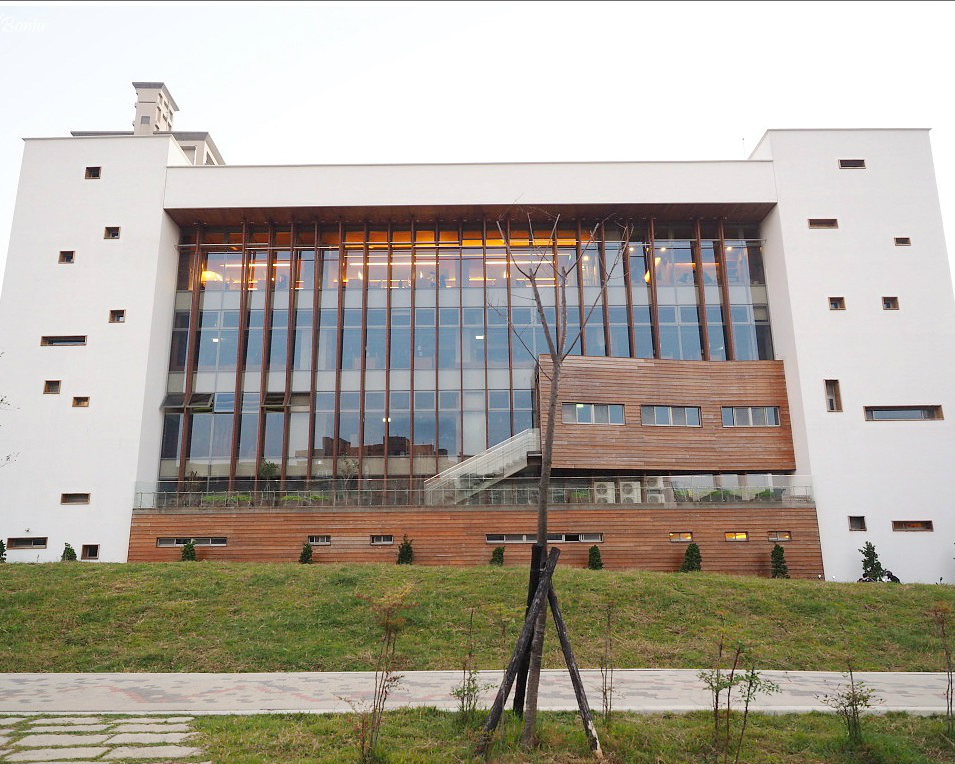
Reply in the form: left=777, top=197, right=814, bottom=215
left=540, top=357, right=795, bottom=472
left=129, top=505, right=823, bottom=578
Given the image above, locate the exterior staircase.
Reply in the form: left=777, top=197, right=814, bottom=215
left=424, top=428, right=541, bottom=505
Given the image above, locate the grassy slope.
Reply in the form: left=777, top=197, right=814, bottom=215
left=2, top=562, right=954, bottom=672
left=194, top=710, right=955, bottom=764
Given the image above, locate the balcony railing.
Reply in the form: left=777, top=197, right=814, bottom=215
left=134, top=474, right=813, bottom=510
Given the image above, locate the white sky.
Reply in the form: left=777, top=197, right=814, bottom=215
left=1, top=1, right=954, bottom=291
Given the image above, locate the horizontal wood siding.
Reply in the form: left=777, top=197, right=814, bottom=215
left=129, top=505, right=823, bottom=578
left=540, top=357, right=796, bottom=472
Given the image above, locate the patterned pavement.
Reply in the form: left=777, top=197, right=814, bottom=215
left=0, top=670, right=949, bottom=715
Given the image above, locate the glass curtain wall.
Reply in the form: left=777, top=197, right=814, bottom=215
left=162, top=217, right=774, bottom=489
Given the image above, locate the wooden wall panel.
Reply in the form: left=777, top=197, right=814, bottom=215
left=129, top=504, right=824, bottom=578
left=540, top=357, right=796, bottom=472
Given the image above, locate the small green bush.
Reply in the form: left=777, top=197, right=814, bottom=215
left=299, top=542, right=313, bottom=565
left=587, top=545, right=604, bottom=570
left=396, top=535, right=414, bottom=565
left=0, top=539, right=6, bottom=563
left=61, top=543, right=77, bottom=562
left=771, top=544, right=790, bottom=579
left=181, top=540, right=197, bottom=562
left=680, top=542, right=702, bottom=572
left=859, top=541, right=884, bottom=581
left=489, top=546, right=504, bottom=566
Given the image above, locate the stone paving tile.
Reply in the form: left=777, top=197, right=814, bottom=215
left=105, top=732, right=194, bottom=744
left=102, top=745, right=201, bottom=759
left=25, top=719, right=103, bottom=727
left=108, top=724, right=191, bottom=733
left=0, top=734, right=9, bottom=745
left=14, top=733, right=110, bottom=747
left=109, top=717, right=193, bottom=725
left=7, top=748, right=109, bottom=762
left=27, top=726, right=109, bottom=733
left=0, top=718, right=25, bottom=726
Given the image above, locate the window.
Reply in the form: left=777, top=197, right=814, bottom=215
left=43, top=380, right=61, bottom=395
left=669, top=531, right=693, bottom=543
left=894, top=237, right=912, bottom=246
left=725, top=532, right=749, bottom=542
left=485, top=533, right=603, bottom=544
left=58, top=250, right=75, bottom=264
left=825, top=380, right=842, bottom=412
left=371, top=535, right=394, bottom=545
left=61, top=493, right=90, bottom=504
left=721, top=406, right=780, bottom=427
left=882, top=296, right=899, bottom=310
left=829, top=297, right=846, bottom=311
left=72, top=396, right=90, bottom=408
left=104, top=226, right=120, bottom=239
left=767, top=530, right=792, bottom=542
left=848, top=516, right=867, bottom=531
left=808, top=219, right=839, bottom=229
left=84, top=166, right=101, bottom=179
left=7, top=537, right=48, bottom=550
left=156, top=537, right=227, bottom=547
left=838, top=159, right=866, bottom=169
left=140, top=115, right=150, bottom=125
left=641, top=405, right=701, bottom=427
left=561, top=403, right=625, bottom=425
left=109, top=309, right=126, bottom=323
left=892, top=520, right=934, bottom=532
left=307, top=535, right=331, bottom=545
left=81, top=544, right=99, bottom=560
left=865, top=406, right=942, bottom=421
left=41, top=335, right=86, bottom=347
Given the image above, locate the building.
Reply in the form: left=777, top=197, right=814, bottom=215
left=1, top=83, right=953, bottom=581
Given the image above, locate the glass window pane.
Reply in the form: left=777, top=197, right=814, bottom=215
left=641, top=405, right=654, bottom=425
left=562, top=403, right=576, bottom=423
left=733, top=407, right=750, bottom=426
left=576, top=403, right=593, bottom=424
left=655, top=406, right=670, bottom=426
left=722, top=407, right=734, bottom=427
left=609, top=404, right=624, bottom=424
left=594, top=404, right=609, bottom=424
left=686, top=407, right=701, bottom=427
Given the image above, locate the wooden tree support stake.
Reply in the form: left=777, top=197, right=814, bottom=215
left=549, top=585, right=603, bottom=759
left=477, top=547, right=560, bottom=754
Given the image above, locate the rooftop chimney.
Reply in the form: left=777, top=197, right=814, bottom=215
left=131, top=82, right=179, bottom=135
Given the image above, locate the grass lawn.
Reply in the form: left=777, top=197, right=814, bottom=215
left=194, top=709, right=955, bottom=763
left=2, top=562, right=955, bottom=672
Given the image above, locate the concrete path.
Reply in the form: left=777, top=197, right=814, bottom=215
left=0, top=670, right=949, bottom=716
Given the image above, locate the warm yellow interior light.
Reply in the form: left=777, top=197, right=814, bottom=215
left=200, top=270, right=223, bottom=282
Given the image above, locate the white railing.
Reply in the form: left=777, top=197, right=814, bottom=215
left=424, top=428, right=540, bottom=504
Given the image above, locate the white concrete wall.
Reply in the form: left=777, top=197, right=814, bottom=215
left=163, top=159, right=776, bottom=210
left=0, top=136, right=185, bottom=562
left=760, top=129, right=955, bottom=583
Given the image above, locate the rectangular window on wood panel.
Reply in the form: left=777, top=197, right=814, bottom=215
left=825, top=380, right=842, bottom=412
left=308, top=535, right=331, bottom=545
left=669, top=531, right=693, bottom=542
left=721, top=406, right=780, bottom=427
left=725, top=531, right=749, bottom=542
left=892, top=520, right=933, bottom=532
left=641, top=405, right=701, bottom=427
left=371, top=535, right=394, bottom=545
left=864, top=406, right=942, bottom=421
left=767, top=530, right=792, bottom=542
left=561, top=403, right=625, bottom=425
left=7, top=537, right=48, bottom=549
left=156, top=537, right=227, bottom=547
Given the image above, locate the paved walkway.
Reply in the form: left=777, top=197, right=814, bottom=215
left=0, top=670, right=949, bottom=715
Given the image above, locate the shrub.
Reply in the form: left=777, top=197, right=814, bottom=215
left=771, top=544, right=790, bottom=579
left=396, top=535, right=413, bottom=565
left=0, top=539, right=5, bottom=563
left=299, top=542, right=313, bottom=565
left=61, top=543, right=77, bottom=562
left=859, top=541, right=884, bottom=581
left=680, top=542, right=702, bottom=572
left=180, top=540, right=197, bottom=562
left=587, top=544, right=604, bottom=570
left=489, top=546, right=504, bottom=566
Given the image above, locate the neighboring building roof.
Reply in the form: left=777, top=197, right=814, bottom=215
left=132, top=81, right=179, bottom=111
left=68, top=130, right=224, bottom=165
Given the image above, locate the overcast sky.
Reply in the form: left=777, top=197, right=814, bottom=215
left=1, top=1, right=953, bottom=291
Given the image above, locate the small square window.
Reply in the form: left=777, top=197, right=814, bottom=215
left=81, top=544, right=100, bottom=560
left=894, top=237, right=911, bottom=246
left=109, top=309, right=126, bottom=324
left=829, top=297, right=846, bottom=311
left=59, top=250, right=75, bottom=264
left=848, top=515, right=867, bottom=531
left=838, top=159, right=866, bottom=169
left=72, top=396, right=90, bottom=408
left=725, top=532, right=749, bottom=542
left=104, top=227, right=121, bottom=240
left=85, top=166, right=101, bottom=179
left=808, top=218, right=839, bottom=229
left=61, top=492, right=90, bottom=504
left=882, top=296, right=899, bottom=310
left=141, top=115, right=151, bottom=125
left=43, top=380, right=61, bottom=395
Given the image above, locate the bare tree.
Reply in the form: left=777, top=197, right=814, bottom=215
left=0, top=352, right=18, bottom=469
left=493, top=210, right=629, bottom=748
